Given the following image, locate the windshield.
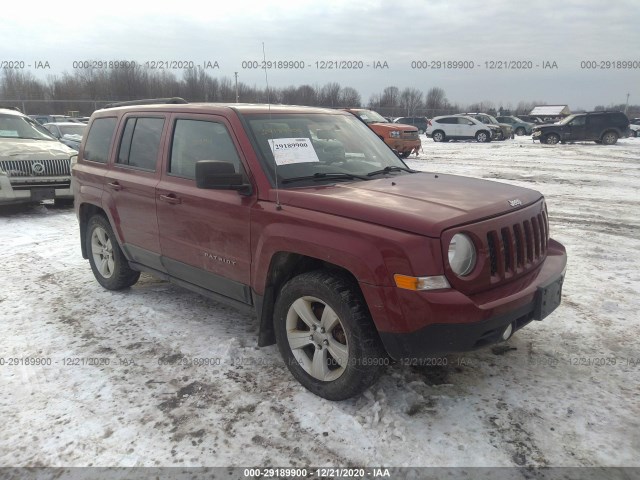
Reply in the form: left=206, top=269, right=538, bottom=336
left=59, top=124, right=86, bottom=136
left=557, top=115, right=578, bottom=125
left=486, top=115, right=500, bottom=125
left=352, top=109, right=388, bottom=124
left=512, top=116, right=525, bottom=123
left=0, top=114, right=56, bottom=141
left=244, top=112, right=410, bottom=187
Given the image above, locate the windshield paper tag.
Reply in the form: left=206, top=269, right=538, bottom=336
left=268, top=138, right=320, bottom=166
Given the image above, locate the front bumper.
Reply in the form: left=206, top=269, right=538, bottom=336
left=361, top=239, right=567, bottom=359
left=386, top=138, right=421, bottom=155
left=0, top=175, right=73, bottom=204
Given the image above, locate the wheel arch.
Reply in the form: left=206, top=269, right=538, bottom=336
left=255, top=251, right=371, bottom=348
left=78, top=202, right=109, bottom=259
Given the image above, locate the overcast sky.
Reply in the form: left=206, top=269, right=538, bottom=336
left=2, top=0, right=639, bottom=109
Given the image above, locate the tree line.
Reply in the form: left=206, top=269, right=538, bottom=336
left=0, top=67, right=637, bottom=118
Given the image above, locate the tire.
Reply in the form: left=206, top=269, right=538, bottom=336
left=400, top=151, right=410, bottom=158
left=475, top=131, right=490, bottom=143
left=601, top=131, right=618, bottom=145
left=86, top=215, right=140, bottom=290
left=432, top=130, right=445, bottom=142
left=543, top=133, right=560, bottom=145
left=274, top=270, right=386, bottom=400
left=515, top=127, right=526, bottom=136
left=418, top=129, right=425, bottom=135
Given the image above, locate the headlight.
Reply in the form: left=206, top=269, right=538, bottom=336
left=448, top=233, right=476, bottom=276
left=390, top=131, right=401, bottom=138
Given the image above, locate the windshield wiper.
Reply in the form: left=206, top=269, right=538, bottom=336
left=366, top=166, right=418, bottom=177
left=281, top=172, right=370, bottom=184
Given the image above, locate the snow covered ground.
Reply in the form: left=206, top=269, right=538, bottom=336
left=1, top=136, right=639, bottom=469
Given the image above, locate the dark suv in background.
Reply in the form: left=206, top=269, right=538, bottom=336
left=393, top=117, right=429, bottom=134
left=532, top=111, right=630, bottom=145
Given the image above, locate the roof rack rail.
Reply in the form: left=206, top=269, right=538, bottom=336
left=102, top=97, right=188, bottom=109
left=0, top=106, right=22, bottom=112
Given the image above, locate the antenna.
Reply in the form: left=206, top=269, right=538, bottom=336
left=262, top=42, right=282, bottom=210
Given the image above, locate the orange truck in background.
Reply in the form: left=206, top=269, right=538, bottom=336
left=344, top=109, right=421, bottom=158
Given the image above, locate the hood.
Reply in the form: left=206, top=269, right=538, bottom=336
left=279, top=172, right=542, bottom=237
left=0, top=138, right=76, bottom=160
left=372, top=122, right=418, bottom=132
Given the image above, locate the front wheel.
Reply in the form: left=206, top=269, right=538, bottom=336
left=274, top=270, right=386, bottom=400
left=476, top=131, right=490, bottom=143
left=86, top=215, right=140, bottom=290
left=515, top=127, right=526, bottom=136
left=544, top=133, right=560, bottom=145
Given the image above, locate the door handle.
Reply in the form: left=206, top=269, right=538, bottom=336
left=159, top=193, right=182, bottom=205
left=107, top=181, right=122, bottom=191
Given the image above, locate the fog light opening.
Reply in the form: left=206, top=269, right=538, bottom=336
left=501, top=323, right=514, bottom=341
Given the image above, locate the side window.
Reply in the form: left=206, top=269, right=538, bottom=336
left=457, top=117, right=474, bottom=125
left=438, top=117, right=455, bottom=124
left=169, top=119, right=241, bottom=179
left=84, top=117, right=117, bottom=163
left=116, top=117, right=165, bottom=171
left=571, top=116, right=586, bottom=127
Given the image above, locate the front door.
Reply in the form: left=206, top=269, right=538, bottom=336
left=156, top=114, right=254, bottom=304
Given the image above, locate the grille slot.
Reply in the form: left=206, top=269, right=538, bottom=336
left=486, top=214, right=549, bottom=281
left=0, top=159, right=71, bottom=178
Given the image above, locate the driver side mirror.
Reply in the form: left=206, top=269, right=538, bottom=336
left=195, top=160, right=253, bottom=196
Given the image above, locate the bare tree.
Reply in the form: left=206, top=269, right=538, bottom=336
left=339, top=87, right=361, bottom=107
left=425, top=87, right=447, bottom=115
left=399, top=87, right=423, bottom=116
left=319, top=82, right=342, bottom=107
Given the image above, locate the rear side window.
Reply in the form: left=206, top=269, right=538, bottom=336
left=84, top=117, right=117, bottom=163
left=438, top=117, right=457, bottom=124
left=169, top=119, right=241, bottom=179
left=116, top=117, right=165, bottom=171
left=588, top=115, right=606, bottom=128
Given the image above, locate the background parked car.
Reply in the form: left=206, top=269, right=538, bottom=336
left=628, top=123, right=639, bottom=137
left=393, top=116, right=429, bottom=134
left=43, top=122, right=86, bottom=150
left=496, top=115, right=535, bottom=136
left=426, top=115, right=494, bottom=142
left=459, top=113, right=513, bottom=140
left=532, top=111, right=630, bottom=145
left=0, top=108, right=76, bottom=205
left=344, top=108, right=421, bottom=157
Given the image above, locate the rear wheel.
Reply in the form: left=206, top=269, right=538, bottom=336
left=400, top=151, right=410, bottom=158
left=601, top=131, right=618, bottom=145
left=86, top=215, right=140, bottom=290
left=544, top=133, right=560, bottom=145
left=274, top=270, right=386, bottom=400
left=432, top=131, right=445, bottom=142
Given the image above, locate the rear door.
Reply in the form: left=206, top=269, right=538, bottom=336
left=156, top=114, right=254, bottom=304
left=103, top=115, right=167, bottom=270
left=456, top=117, right=476, bottom=138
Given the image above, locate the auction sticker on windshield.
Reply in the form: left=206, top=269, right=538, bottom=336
left=268, top=138, right=320, bottom=166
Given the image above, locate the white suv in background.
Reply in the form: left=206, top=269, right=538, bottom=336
left=426, top=115, right=495, bottom=142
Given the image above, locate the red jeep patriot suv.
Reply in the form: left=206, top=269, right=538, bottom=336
left=72, top=99, right=567, bottom=400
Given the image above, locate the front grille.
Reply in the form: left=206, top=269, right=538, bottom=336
left=402, top=131, right=419, bottom=139
left=0, top=159, right=71, bottom=178
left=487, top=211, right=549, bottom=279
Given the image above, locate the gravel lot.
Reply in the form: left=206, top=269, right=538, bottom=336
left=1, top=136, right=638, bottom=469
